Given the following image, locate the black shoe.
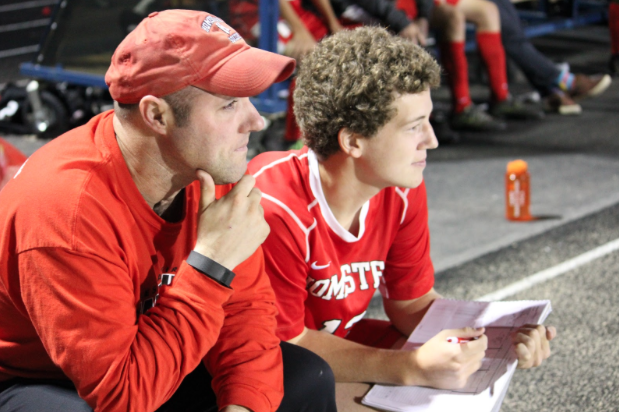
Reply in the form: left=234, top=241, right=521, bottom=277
left=451, top=104, right=506, bottom=132
left=490, top=96, right=545, bottom=120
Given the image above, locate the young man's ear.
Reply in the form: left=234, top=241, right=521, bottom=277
left=338, top=128, right=364, bottom=158
left=138, top=95, right=174, bottom=135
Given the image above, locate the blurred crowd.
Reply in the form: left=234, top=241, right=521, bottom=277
left=1, top=0, right=617, bottom=146
left=275, top=0, right=614, bottom=144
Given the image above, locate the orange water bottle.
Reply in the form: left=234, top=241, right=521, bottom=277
left=505, top=159, right=531, bottom=221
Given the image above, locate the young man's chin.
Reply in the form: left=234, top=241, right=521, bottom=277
left=398, top=178, right=424, bottom=190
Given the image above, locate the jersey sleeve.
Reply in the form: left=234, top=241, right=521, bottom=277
left=380, top=182, right=435, bottom=301
left=18, top=247, right=233, bottom=412
left=205, top=247, right=284, bottom=412
left=261, top=211, right=310, bottom=342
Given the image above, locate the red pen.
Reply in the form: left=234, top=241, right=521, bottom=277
left=446, top=336, right=479, bottom=344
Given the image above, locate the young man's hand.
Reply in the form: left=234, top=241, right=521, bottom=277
left=193, top=171, right=270, bottom=271
left=406, top=327, right=487, bottom=389
left=512, top=324, right=556, bottom=369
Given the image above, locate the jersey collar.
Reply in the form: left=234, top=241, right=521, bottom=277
left=307, top=149, right=370, bottom=243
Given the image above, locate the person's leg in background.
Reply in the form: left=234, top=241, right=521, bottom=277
left=456, top=0, right=544, bottom=120
left=431, top=1, right=508, bottom=131
left=491, top=0, right=610, bottom=115
left=491, top=0, right=559, bottom=94
left=434, top=4, right=472, bottom=115
left=431, top=0, right=543, bottom=132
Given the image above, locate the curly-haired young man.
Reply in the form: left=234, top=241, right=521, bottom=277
left=248, top=26, right=556, bottom=410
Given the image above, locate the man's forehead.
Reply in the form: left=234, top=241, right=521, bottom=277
left=392, top=90, right=432, bottom=119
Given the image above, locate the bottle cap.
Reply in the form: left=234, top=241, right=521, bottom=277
left=506, top=159, right=528, bottom=174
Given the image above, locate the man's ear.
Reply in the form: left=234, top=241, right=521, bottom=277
left=338, top=128, right=364, bottom=158
left=138, top=95, right=174, bottom=135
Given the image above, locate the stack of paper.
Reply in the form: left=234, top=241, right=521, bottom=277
left=362, top=299, right=552, bottom=412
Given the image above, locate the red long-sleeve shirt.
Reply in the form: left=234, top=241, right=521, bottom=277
left=0, top=111, right=283, bottom=412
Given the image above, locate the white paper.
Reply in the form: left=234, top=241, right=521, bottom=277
left=362, top=299, right=552, bottom=412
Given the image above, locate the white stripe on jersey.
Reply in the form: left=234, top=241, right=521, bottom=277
left=395, top=188, right=410, bottom=224
left=262, top=193, right=318, bottom=263
left=252, top=152, right=309, bottom=178
left=307, top=198, right=318, bottom=211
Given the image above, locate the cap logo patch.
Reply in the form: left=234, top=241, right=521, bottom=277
left=202, top=16, right=229, bottom=34
left=201, top=16, right=243, bottom=43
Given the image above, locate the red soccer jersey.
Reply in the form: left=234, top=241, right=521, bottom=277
left=249, top=147, right=434, bottom=341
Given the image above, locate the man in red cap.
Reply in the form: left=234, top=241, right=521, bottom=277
left=0, top=10, right=335, bottom=412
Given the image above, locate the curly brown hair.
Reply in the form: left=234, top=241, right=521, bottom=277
left=294, top=26, right=441, bottom=159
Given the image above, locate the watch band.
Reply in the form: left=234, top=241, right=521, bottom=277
left=186, top=251, right=235, bottom=288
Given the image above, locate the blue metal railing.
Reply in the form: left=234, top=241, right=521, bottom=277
left=252, top=0, right=289, bottom=113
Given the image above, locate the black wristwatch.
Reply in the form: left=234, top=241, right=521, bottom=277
left=186, top=251, right=235, bottom=288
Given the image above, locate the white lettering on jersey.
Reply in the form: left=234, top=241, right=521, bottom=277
left=344, top=310, right=367, bottom=329
left=370, top=261, right=385, bottom=288
left=307, top=260, right=384, bottom=300
left=320, top=319, right=341, bottom=334
left=323, top=272, right=355, bottom=300
left=309, top=278, right=330, bottom=297
left=351, top=262, right=371, bottom=290
left=320, top=310, right=367, bottom=335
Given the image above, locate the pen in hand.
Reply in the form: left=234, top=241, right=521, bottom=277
left=446, top=336, right=480, bottom=344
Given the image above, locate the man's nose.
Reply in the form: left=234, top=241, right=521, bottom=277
left=240, top=98, right=265, bottom=133
left=421, top=121, right=439, bottom=150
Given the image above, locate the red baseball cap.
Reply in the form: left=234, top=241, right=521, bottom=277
left=105, top=9, right=296, bottom=103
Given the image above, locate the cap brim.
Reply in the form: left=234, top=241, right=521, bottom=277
left=196, top=47, right=296, bottom=97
